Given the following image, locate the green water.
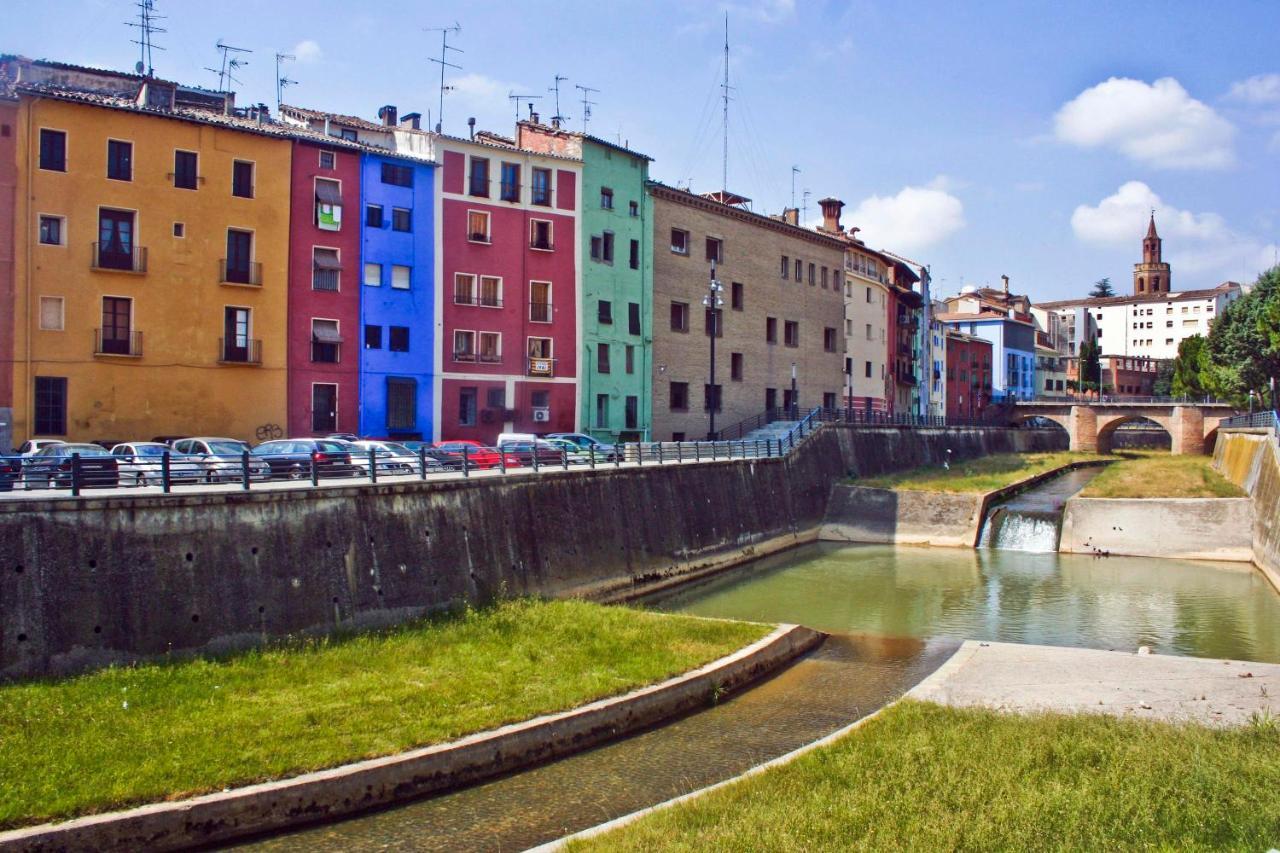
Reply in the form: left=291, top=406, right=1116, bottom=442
left=653, top=542, right=1280, bottom=664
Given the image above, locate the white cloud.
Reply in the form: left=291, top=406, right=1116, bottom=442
left=439, top=73, right=533, bottom=134
left=847, top=179, right=965, bottom=254
left=1072, top=181, right=1278, bottom=281
left=1225, top=73, right=1280, bottom=104
left=291, top=40, right=322, bottom=63
left=1053, top=77, right=1236, bottom=169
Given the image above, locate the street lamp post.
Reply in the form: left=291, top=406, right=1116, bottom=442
left=790, top=362, right=798, bottom=420
left=704, top=261, right=724, bottom=440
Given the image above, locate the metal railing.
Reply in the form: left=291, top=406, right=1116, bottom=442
left=1220, top=410, right=1280, bottom=439
left=1027, top=394, right=1228, bottom=405
left=219, top=338, right=263, bottom=364
left=529, top=301, right=552, bottom=323
left=312, top=268, right=340, bottom=291
left=94, top=329, right=143, bottom=357
left=453, top=293, right=504, bottom=308
left=220, top=260, right=263, bottom=286
left=91, top=242, right=147, bottom=273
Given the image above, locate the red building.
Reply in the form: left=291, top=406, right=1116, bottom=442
left=436, top=133, right=580, bottom=442
left=944, top=330, right=992, bottom=421
left=286, top=138, right=362, bottom=436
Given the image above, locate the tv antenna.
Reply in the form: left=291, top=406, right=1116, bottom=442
left=425, top=23, right=462, bottom=133
left=206, top=40, right=251, bottom=92
left=790, top=166, right=800, bottom=210
left=508, top=92, right=542, bottom=124
left=126, top=0, right=166, bottom=77
left=720, top=13, right=734, bottom=198
left=801, top=189, right=812, bottom=224
left=275, top=52, right=297, bottom=110
left=574, top=83, right=598, bottom=133
left=549, top=74, right=569, bottom=127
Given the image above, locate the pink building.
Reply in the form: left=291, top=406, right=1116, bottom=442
left=436, top=132, right=580, bottom=442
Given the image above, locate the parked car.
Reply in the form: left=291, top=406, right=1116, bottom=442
left=21, top=443, right=120, bottom=489
left=433, top=440, right=519, bottom=470
left=543, top=437, right=594, bottom=465
left=110, top=442, right=205, bottom=486
left=498, top=438, right=568, bottom=467
left=547, top=432, right=618, bottom=460
left=251, top=439, right=357, bottom=480
left=496, top=431, right=538, bottom=447
left=15, top=438, right=65, bottom=457
left=0, top=457, right=19, bottom=491
left=401, top=440, right=466, bottom=471
left=171, top=437, right=269, bottom=483
left=336, top=439, right=419, bottom=476
left=325, top=433, right=361, bottom=443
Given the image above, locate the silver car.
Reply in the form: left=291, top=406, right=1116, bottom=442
left=350, top=440, right=441, bottom=475
left=171, top=437, right=269, bottom=483
left=110, top=442, right=205, bottom=486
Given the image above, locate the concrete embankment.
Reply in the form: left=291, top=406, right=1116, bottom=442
left=1214, top=430, right=1280, bottom=592
left=0, top=425, right=1064, bottom=679
left=1059, top=497, right=1254, bottom=561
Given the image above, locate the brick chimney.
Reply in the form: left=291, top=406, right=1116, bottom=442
left=378, top=104, right=398, bottom=126
left=819, top=197, right=844, bottom=233
left=399, top=112, right=421, bottom=130
left=781, top=207, right=799, bottom=226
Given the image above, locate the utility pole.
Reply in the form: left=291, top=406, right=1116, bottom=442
left=275, top=52, right=297, bottom=111
left=425, top=23, right=462, bottom=133
left=575, top=84, right=598, bottom=133
left=549, top=74, right=569, bottom=127
left=125, top=0, right=165, bottom=77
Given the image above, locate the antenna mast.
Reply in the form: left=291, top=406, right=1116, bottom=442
left=790, top=166, right=800, bottom=210
left=549, top=74, right=569, bottom=127
left=425, top=23, right=462, bottom=134
left=802, top=189, right=812, bottom=225
left=126, top=0, right=166, bottom=77
left=509, top=92, right=542, bottom=124
left=207, top=40, right=251, bottom=92
left=575, top=84, right=598, bottom=133
left=721, top=12, right=731, bottom=197
left=275, top=52, right=297, bottom=111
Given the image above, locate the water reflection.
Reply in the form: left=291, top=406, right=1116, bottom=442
left=652, top=543, right=1280, bottom=664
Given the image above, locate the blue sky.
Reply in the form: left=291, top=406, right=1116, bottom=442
left=9, top=0, right=1279, bottom=300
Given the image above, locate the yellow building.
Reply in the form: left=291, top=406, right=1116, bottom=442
left=6, top=59, right=291, bottom=444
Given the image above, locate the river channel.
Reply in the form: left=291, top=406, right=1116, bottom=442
left=235, top=542, right=1280, bottom=851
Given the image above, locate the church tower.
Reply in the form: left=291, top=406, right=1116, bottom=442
left=1133, top=213, right=1171, bottom=295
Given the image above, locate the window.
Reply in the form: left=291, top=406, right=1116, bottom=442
left=766, top=316, right=778, bottom=343
left=222, top=306, right=252, bottom=362
left=312, top=248, right=341, bottom=291
left=629, top=200, right=638, bottom=217
left=628, top=302, right=641, bottom=335
left=597, top=343, right=611, bottom=374
left=363, top=262, right=382, bottom=287
left=704, top=308, right=722, bottom=337
left=107, top=140, right=132, bottom=181
left=173, top=222, right=184, bottom=237
left=821, top=267, right=829, bottom=289
left=703, top=383, right=722, bottom=412
left=381, top=162, right=413, bottom=187
left=313, top=180, right=343, bottom=231
left=531, top=168, right=552, bottom=205
left=389, top=326, right=410, bottom=352
left=670, top=301, right=689, bottom=332
left=453, top=330, right=475, bottom=360
left=866, top=287, right=873, bottom=303
left=706, top=237, right=723, bottom=263
left=780, top=255, right=789, bottom=278
left=232, top=160, right=254, bottom=198
left=223, top=229, right=255, bottom=284
left=808, top=263, right=816, bottom=285
left=765, top=388, right=777, bottom=410
left=602, top=231, right=614, bottom=263
left=34, top=376, right=67, bottom=435
left=364, top=324, right=382, bottom=349
left=595, top=394, right=609, bottom=428
left=319, top=150, right=336, bottom=170
left=391, top=207, right=411, bottom=232
left=531, top=389, right=551, bottom=409
left=600, top=187, right=613, bottom=209
left=785, top=320, right=799, bottom=347
left=530, top=281, right=552, bottom=322
left=39, top=296, right=64, bottom=331
left=311, top=319, right=341, bottom=363
left=671, top=228, right=689, bottom=255
left=39, top=129, right=66, bottom=172
left=454, top=272, right=476, bottom=304
left=625, top=396, right=639, bottom=430
left=793, top=259, right=801, bottom=282
left=531, top=219, right=552, bottom=250
left=479, top=332, right=501, bottom=362
left=500, top=162, right=520, bottom=201
left=865, top=323, right=873, bottom=340
left=366, top=204, right=384, bottom=228
left=629, top=239, right=639, bottom=269
left=625, top=344, right=635, bottom=374
left=731, top=281, right=744, bottom=310
left=528, top=337, right=553, bottom=374
left=467, top=210, right=490, bottom=243
left=824, top=327, right=837, bottom=352
left=468, top=157, right=490, bottom=196
left=486, top=387, right=506, bottom=409
left=387, top=378, right=417, bottom=431
left=340, top=128, right=358, bottom=142
left=730, top=352, right=743, bottom=381
left=391, top=264, right=411, bottom=290
left=670, top=381, right=689, bottom=411
left=38, top=215, right=63, bottom=246
left=479, top=275, right=501, bottom=307
left=865, top=361, right=873, bottom=378
left=590, top=235, right=602, bottom=261
left=598, top=300, right=613, bottom=324
left=174, top=150, right=198, bottom=189
left=459, top=387, right=478, bottom=426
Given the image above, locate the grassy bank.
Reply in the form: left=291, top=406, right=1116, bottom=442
left=857, top=451, right=1104, bottom=493
left=576, top=700, right=1280, bottom=851
left=1081, top=451, right=1243, bottom=498
left=0, top=600, right=768, bottom=830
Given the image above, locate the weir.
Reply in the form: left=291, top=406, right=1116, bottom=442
left=978, top=467, right=1102, bottom=553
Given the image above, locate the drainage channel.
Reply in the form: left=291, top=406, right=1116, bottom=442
left=229, top=633, right=956, bottom=852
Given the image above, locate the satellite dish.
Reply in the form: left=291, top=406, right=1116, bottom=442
left=135, top=61, right=145, bottom=74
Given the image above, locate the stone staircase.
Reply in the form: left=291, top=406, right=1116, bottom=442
left=740, top=419, right=805, bottom=444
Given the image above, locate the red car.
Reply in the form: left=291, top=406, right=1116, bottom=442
left=433, top=440, right=521, bottom=470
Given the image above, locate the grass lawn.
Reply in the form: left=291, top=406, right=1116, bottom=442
left=857, top=451, right=1104, bottom=493
left=0, top=599, right=768, bottom=830
left=1080, top=451, right=1243, bottom=498
left=575, top=700, right=1280, bottom=852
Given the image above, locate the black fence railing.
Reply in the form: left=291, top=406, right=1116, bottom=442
left=219, top=338, right=263, bottom=364
left=220, top=260, right=263, bottom=286
left=91, top=242, right=147, bottom=273
left=94, top=329, right=143, bottom=357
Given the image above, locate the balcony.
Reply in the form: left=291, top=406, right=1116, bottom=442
left=530, top=237, right=554, bottom=251
left=94, top=329, right=143, bottom=357
left=478, top=352, right=502, bottom=364
left=220, top=259, right=263, bottom=287
left=219, top=338, right=262, bottom=365
left=453, top=292, right=504, bottom=308
left=529, top=301, right=552, bottom=323
left=526, top=356, right=556, bottom=378
left=91, top=242, right=147, bottom=274
left=452, top=349, right=477, bottom=363
left=312, top=268, right=340, bottom=292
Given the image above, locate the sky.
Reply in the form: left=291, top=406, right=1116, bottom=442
left=7, top=0, right=1279, bottom=300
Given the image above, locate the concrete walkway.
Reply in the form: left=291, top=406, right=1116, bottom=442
left=909, top=640, right=1278, bottom=727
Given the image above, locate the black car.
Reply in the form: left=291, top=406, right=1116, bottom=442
left=22, top=443, right=120, bottom=489
left=0, top=456, right=19, bottom=491
left=497, top=439, right=566, bottom=467
left=251, top=439, right=357, bottom=480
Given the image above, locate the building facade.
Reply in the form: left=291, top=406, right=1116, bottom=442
left=518, top=123, right=652, bottom=441
left=936, top=312, right=1036, bottom=402
left=0, top=91, right=16, bottom=451
left=944, top=330, right=992, bottom=420
left=648, top=185, right=846, bottom=440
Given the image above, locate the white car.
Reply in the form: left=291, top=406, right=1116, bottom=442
left=15, top=438, right=65, bottom=457
left=171, top=437, right=269, bottom=483
left=340, top=440, right=421, bottom=476
left=110, top=442, right=205, bottom=486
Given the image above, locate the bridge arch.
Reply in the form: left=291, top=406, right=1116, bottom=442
left=1095, top=413, right=1174, bottom=454
left=1097, top=415, right=1171, bottom=451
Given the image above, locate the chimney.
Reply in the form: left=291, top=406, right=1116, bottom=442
left=781, top=207, right=799, bottom=226
left=819, top=197, right=844, bottom=233
left=530, top=110, right=540, bottom=125
left=551, top=116, right=561, bottom=129
left=1001, top=274, right=1010, bottom=296
left=377, top=104, right=398, bottom=126
left=400, top=112, right=421, bottom=130
left=467, top=116, right=476, bottom=140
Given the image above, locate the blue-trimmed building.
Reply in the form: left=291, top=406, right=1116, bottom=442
left=937, top=312, right=1036, bottom=402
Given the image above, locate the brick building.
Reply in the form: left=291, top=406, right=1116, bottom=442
left=944, top=330, right=992, bottom=420
left=648, top=184, right=846, bottom=440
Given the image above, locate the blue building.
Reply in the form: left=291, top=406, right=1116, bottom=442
left=939, top=314, right=1037, bottom=402
left=359, top=151, right=436, bottom=438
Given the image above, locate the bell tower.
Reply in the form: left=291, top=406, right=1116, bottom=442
left=1133, top=212, right=1171, bottom=295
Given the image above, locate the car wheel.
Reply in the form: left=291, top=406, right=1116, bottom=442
left=287, top=466, right=305, bottom=481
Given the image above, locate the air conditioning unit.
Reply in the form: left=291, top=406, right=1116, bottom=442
left=532, top=408, right=551, bottom=423
left=502, top=408, right=519, bottom=421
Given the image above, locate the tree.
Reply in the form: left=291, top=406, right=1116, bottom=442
left=1152, top=359, right=1174, bottom=397
left=1203, top=266, right=1280, bottom=405
left=1078, top=340, right=1102, bottom=396
left=1089, top=277, right=1115, bottom=298
left=1170, top=335, right=1208, bottom=398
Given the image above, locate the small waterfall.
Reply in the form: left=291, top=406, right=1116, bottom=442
left=980, top=508, right=1063, bottom=552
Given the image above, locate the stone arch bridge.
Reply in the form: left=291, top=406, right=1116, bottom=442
left=1009, top=401, right=1240, bottom=455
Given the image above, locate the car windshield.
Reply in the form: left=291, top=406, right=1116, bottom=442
left=208, top=441, right=247, bottom=455
left=61, top=445, right=110, bottom=456
left=382, top=443, right=412, bottom=455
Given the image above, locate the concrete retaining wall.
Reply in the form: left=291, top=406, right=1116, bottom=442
left=0, top=425, right=1065, bottom=679
left=1059, top=497, right=1254, bottom=561
left=821, top=487, right=983, bottom=547
left=1214, top=431, right=1280, bottom=591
